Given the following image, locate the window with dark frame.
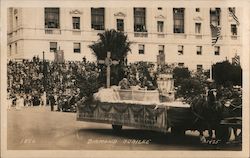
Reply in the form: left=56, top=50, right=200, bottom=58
left=158, top=7, right=162, bottom=10
left=72, top=17, right=80, bottom=30
left=159, top=45, right=164, bottom=54
left=210, top=8, right=221, bottom=26
left=15, top=16, right=18, bottom=27
left=214, top=46, right=220, bottom=55
left=15, top=43, right=17, bottom=54
left=134, top=8, right=146, bottom=32
left=231, top=24, right=237, bottom=35
left=138, top=44, right=145, bottom=54
left=157, top=21, right=164, bottom=32
left=196, top=46, right=202, bottom=55
left=50, top=42, right=57, bottom=52
left=178, top=63, right=184, bottom=67
left=9, top=45, right=12, bottom=55
left=91, top=8, right=105, bottom=30
left=173, top=8, right=185, bottom=33
left=197, top=64, right=203, bottom=72
left=229, top=7, right=236, bottom=14
left=178, top=45, right=184, bottom=55
left=116, top=19, right=124, bottom=31
left=74, top=43, right=81, bottom=53
left=45, top=8, right=60, bottom=28
left=195, top=23, right=201, bottom=34
left=196, top=8, right=200, bottom=12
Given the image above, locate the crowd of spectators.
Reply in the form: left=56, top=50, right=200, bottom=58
left=7, top=56, right=99, bottom=109
left=7, top=57, right=162, bottom=109
left=8, top=57, right=241, bottom=111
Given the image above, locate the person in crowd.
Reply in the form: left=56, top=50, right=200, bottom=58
left=118, top=78, right=130, bottom=89
left=48, top=92, right=56, bottom=111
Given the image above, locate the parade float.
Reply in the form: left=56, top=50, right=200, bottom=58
left=76, top=50, right=242, bottom=143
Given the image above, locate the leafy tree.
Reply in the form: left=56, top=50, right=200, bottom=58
left=89, top=29, right=131, bottom=86
left=212, top=61, right=242, bottom=86
left=173, top=67, right=191, bottom=86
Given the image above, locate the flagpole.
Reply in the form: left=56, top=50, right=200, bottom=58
left=210, top=62, right=213, bottom=80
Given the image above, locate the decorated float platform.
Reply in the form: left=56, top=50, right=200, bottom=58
left=77, top=87, right=193, bottom=133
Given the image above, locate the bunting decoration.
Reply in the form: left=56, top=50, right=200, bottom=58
left=210, top=23, right=221, bottom=46
left=228, top=8, right=240, bottom=26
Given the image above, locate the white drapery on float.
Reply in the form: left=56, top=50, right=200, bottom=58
left=77, top=86, right=190, bottom=132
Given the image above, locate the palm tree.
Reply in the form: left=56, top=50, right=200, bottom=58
left=89, top=29, right=131, bottom=86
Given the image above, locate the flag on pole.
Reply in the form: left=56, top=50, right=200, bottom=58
left=228, top=8, right=240, bottom=26
left=232, top=54, right=240, bottom=65
left=210, top=23, right=221, bottom=46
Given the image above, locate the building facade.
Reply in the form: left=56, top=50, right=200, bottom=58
left=7, top=7, right=242, bottom=70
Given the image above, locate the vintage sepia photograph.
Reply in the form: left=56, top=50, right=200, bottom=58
left=1, top=0, right=250, bottom=158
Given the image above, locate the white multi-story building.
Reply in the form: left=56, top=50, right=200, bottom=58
left=7, top=7, right=242, bottom=70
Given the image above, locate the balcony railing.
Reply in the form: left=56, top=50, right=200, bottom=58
left=72, top=30, right=81, bottom=35
left=157, top=33, right=165, bottom=38
left=45, top=28, right=61, bottom=34
left=134, top=32, right=148, bottom=37
left=231, top=35, right=237, bottom=40
left=195, top=34, right=202, bottom=39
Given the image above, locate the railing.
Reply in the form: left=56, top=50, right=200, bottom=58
left=157, top=33, right=165, bottom=38
left=72, top=30, right=81, bottom=35
left=134, top=32, right=148, bottom=38
left=45, top=28, right=61, bottom=34
left=174, top=33, right=187, bottom=39
left=195, top=34, right=202, bottom=39
left=231, top=35, right=237, bottom=40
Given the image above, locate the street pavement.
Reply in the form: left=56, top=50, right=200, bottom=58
left=7, top=106, right=241, bottom=150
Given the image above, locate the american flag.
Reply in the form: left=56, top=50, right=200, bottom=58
left=228, top=8, right=240, bottom=26
left=210, top=23, right=221, bottom=46
left=232, top=54, right=240, bottom=65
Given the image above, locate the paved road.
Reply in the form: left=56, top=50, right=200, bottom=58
left=7, top=106, right=241, bottom=150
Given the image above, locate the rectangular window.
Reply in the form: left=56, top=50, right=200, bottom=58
left=45, top=8, right=60, bottom=28
left=15, top=16, right=18, bottom=27
left=117, top=19, right=124, bottom=31
left=74, top=43, right=81, bottom=53
left=196, top=46, right=202, bottom=55
left=173, top=8, right=185, bottom=33
left=231, top=24, right=237, bottom=35
left=229, top=7, right=236, bottom=14
left=195, top=23, right=201, bottom=34
left=91, top=8, right=105, bottom=30
left=134, top=8, right=146, bottom=32
left=178, top=63, right=184, bottom=67
left=210, top=8, right=221, bottom=26
left=197, top=64, right=203, bottom=72
left=72, top=17, right=80, bottom=29
left=159, top=45, right=164, bottom=54
left=196, top=8, right=200, bottom=12
left=9, top=45, right=12, bottom=55
left=178, top=45, right=184, bottom=55
left=15, top=43, right=17, bottom=54
left=139, top=44, right=145, bottom=54
left=214, top=46, right=220, bottom=55
left=157, top=21, right=164, bottom=32
left=50, top=42, right=57, bottom=52
left=158, top=7, right=162, bottom=10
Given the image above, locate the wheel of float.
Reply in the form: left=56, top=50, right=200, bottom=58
left=112, top=125, right=123, bottom=132
left=171, top=127, right=185, bottom=136
left=215, top=126, right=231, bottom=142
